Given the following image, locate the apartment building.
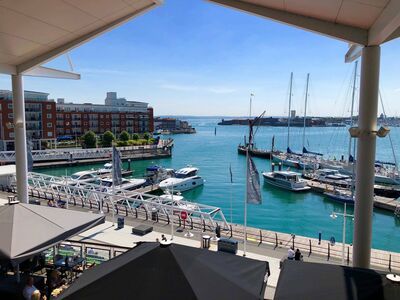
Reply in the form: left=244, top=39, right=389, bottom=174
left=0, top=91, right=154, bottom=150
left=56, top=92, right=153, bottom=138
left=0, top=90, right=56, bottom=151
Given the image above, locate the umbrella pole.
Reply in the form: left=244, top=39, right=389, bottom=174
left=15, top=264, right=20, bottom=283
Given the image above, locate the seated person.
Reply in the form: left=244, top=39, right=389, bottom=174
left=46, top=269, right=63, bottom=294
left=23, top=276, right=38, bottom=300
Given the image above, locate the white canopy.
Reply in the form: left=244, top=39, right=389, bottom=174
left=0, top=0, right=161, bottom=76
left=208, top=0, right=400, bottom=46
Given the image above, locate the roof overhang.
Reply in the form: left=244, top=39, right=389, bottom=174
left=0, top=0, right=162, bottom=78
left=207, top=0, right=400, bottom=46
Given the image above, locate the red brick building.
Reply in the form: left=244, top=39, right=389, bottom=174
left=0, top=91, right=154, bottom=150
left=0, top=90, right=56, bottom=150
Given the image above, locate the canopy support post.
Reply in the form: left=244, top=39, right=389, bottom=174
left=353, top=46, right=380, bottom=268
left=12, top=74, right=29, bottom=203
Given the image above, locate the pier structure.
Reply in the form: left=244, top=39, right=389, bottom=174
left=0, top=139, right=173, bottom=166
left=26, top=172, right=229, bottom=231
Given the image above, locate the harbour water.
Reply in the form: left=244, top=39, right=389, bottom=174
left=39, top=117, right=400, bottom=253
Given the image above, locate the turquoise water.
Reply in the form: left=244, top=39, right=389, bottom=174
left=39, top=117, right=400, bottom=253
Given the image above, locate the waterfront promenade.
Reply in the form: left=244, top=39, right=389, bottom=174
left=2, top=188, right=398, bottom=274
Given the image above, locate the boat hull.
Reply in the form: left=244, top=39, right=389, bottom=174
left=263, top=173, right=311, bottom=192
left=159, top=177, right=204, bottom=192
left=237, top=145, right=272, bottom=159
left=324, top=191, right=354, bottom=205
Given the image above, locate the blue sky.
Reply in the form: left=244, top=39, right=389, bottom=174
left=1, top=0, right=400, bottom=116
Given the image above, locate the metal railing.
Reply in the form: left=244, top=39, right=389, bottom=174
left=27, top=172, right=228, bottom=231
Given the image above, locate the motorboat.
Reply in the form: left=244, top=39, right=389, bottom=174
left=271, top=153, right=301, bottom=169
left=324, top=189, right=355, bottom=205
left=304, top=169, right=351, bottom=187
left=145, top=165, right=175, bottom=184
left=67, top=171, right=99, bottom=185
left=262, top=170, right=311, bottom=192
left=96, top=162, right=133, bottom=177
left=159, top=167, right=204, bottom=192
left=158, top=193, right=197, bottom=211
left=99, top=177, right=146, bottom=192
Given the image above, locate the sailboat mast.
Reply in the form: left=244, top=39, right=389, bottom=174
left=348, top=60, right=358, bottom=161
left=302, top=73, right=310, bottom=151
left=287, top=72, right=293, bottom=149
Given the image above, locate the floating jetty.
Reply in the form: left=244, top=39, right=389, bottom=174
left=306, top=180, right=400, bottom=213
left=0, top=139, right=174, bottom=169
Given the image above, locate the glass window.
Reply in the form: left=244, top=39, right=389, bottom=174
left=47, top=114, right=52, bottom=119
left=47, top=132, right=53, bottom=137
left=8, top=113, right=13, bottom=119
left=46, top=104, right=52, bottom=110
left=47, top=123, right=52, bottom=128
left=8, top=103, right=12, bottom=109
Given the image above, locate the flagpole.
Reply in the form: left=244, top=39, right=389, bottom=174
left=244, top=147, right=248, bottom=257
left=111, top=145, right=115, bottom=225
left=229, top=164, right=233, bottom=224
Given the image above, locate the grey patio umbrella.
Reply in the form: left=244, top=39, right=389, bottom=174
left=0, top=203, right=105, bottom=263
left=58, top=242, right=269, bottom=300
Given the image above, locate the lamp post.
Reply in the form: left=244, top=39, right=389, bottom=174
left=330, top=203, right=354, bottom=265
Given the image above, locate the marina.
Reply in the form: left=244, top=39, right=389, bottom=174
left=33, top=119, right=400, bottom=254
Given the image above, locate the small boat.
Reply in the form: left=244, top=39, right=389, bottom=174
left=373, top=184, right=400, bottom=198
left=158, top=193, right=197, bottom=211
left=303, top=169, right=351, bottom=187
left=96, top=162, right=133, bottom=177
left=271, top=153, right=301, bottom=169
left=145, top=165, right=175, bottom=184
left=68, top=171, right=99, bottom=185
left=99, top=177, right=146, bottom=192
left=324, top=189, right=354, bottom=205
left=237, top=145, right=272, bottom=158
left=262, top=170, right=310, bottom=192
left=159, top=167, right=204, bottom=192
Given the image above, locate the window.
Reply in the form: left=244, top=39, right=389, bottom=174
left=47, top=123, right=52, bottom=128
left=47, top=114, right=52, bottom=119
left=66, top=114, right=70, bottom=118
left=8, top=103, right=12, bottom=109
left=47, top=132, right=53, bottom=137
left=46, top=104, right=52, bottom=110
left=100, top=115, right=104, bottom=119
left=9, top=132, right=14, bottom=138
left=8, top=113, right=13, bottom=119
left=100, top=122, right=104, bottom=125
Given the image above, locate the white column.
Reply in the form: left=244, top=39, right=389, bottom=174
left=12, top=74, right=29, bottom=203
left=353, top=46, right=380, bottom=268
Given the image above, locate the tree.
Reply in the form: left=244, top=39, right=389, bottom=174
left=132, top=133, right=139, bottom=141
left=82, top=131, right=97, bottom=148
left=119, top=130, right=130, bottom=141
left=143, top=132, right=150, bottom=140
left=102, top=131, right=115, bottom=147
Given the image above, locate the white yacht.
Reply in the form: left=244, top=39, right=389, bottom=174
left=97, top=163, right=113, bottom=175
left=158, top=193, right=197, bottom=211
left=68, top=171, right=98, bottom=185
left=99, top=177, right=146, bottom=192
left=305, top=169, right=351, bottom=187
left=262, top=171, right=311, bottom=192
left=159, top=167, right=204, bottom=192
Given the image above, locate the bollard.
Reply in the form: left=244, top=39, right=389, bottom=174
left=347, top=247, right=350, bottom=265
left=259, top=230, right=262, bottom=246
left=318, top=232, right=322, bottom=245
left=230, top=225, right=233, bottom=238
left=203, top=219, right=206, bottom=232
left=275, top=233, right=278, bottom=249
left=125, top=206, right=128, bottom=217
left=309, top=239, right=312, bottom=256
left=327, top=243, right=330, bottom=261
left=135, top=207, right=138, bottom=218
left=292, top=234, right=295, bottom=249
left=389, top=254, right=392, bottom=271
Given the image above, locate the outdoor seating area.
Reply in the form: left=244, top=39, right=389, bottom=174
left=0, top=240, right=130, bottom=299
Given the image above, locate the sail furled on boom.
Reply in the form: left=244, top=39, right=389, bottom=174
left=302, top=147, right=323, bottom=156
